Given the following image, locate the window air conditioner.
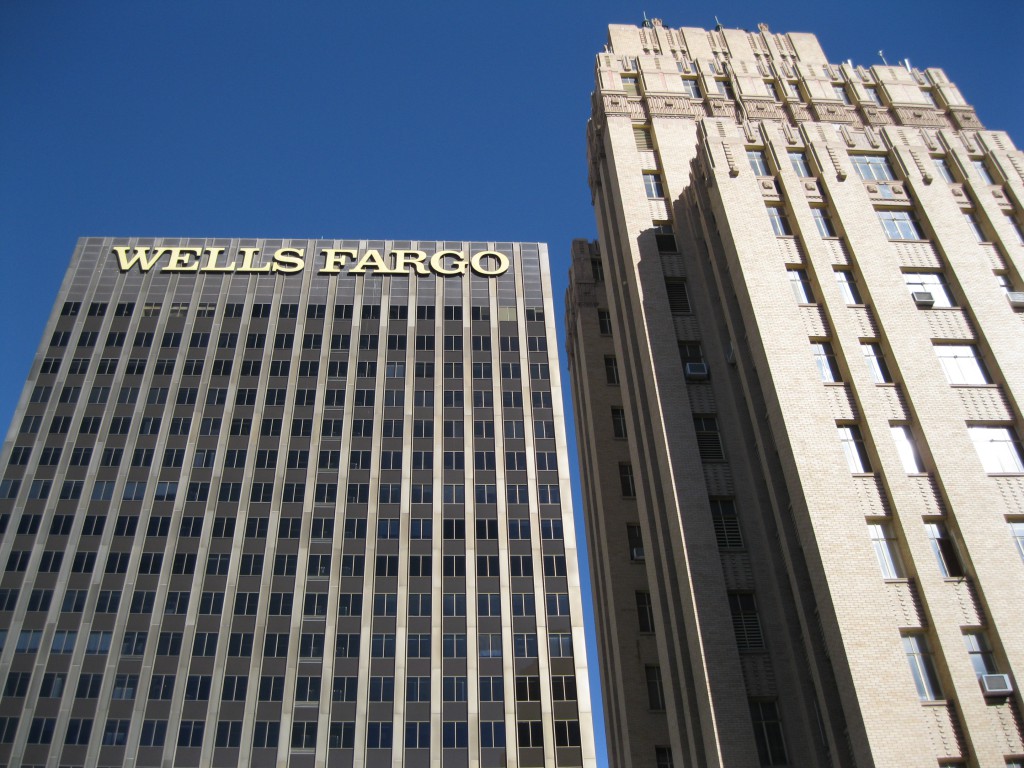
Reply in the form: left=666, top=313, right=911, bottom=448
left=911, top=291, right=935, bottom=307
left=980, top=673, right=1013, bottom=696
left=684, top=362, right=710, bottom=380
left=630, top=547, right=646, bottom=562
left=1006, top=291, right=1024, bottom=309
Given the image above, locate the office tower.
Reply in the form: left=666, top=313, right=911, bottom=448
left=0, top=237, right=596, bottom=768
left=568, top=19, right=1024, bottom=768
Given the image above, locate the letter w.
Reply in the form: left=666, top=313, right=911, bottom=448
left=113, top=247, right=161, bottom=272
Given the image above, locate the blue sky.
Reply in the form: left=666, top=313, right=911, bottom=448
left=1, top=1, right=1020, bottom=764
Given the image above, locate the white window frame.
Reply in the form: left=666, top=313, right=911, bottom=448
left=969, top=426, right=1024, bottom=473
left=903, top=272, right=954, bottom=308
left=934, top=345, right=988, bottom=386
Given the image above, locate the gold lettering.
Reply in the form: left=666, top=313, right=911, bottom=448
left=238, top=247, right=271, bottom=273
left=430, top=250, right=467, bottom=275
left=272, top=248, right=305, bottom=274
left=162, top=247, right=202, bottom=272
left=392, top=250, right=429, bottom=275
left=350, top=249, right=400, bottom=274
left=319, top=249, right=355, bottom=274
left=469, top=250, right=510, bottom=276
left=200, top=247, right=236, bottom=272
left=113, top=246, right=162, bottom=272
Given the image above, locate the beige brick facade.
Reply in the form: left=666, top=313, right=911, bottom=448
left=568, top=20, right=1024, bottom=768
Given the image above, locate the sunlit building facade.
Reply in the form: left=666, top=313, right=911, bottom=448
left=0, top=237, right=596, bottom=767
left=568, top=20, right=1024, bottom=768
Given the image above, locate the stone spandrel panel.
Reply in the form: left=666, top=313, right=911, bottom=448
left=799, top=304, right=829, bottom=338
left=954, top=386, right=1013, bottom=422
left=885, top=579, right=924, bottom=629
left=924, top=702, right=966, bottom=760
left=876, top=385, right=910, bottom=421
left=923, top=309, right=976, bottom=341
left=893, top=240, right=943, bottom=270
left=852, top=475, right=892, bottom=517
left=907, top=474, right=947, bottom=517
left=824, top=384, right=858, bottom=421
left=821, top=238, right=849, bottom=266
left=995, top=476, right=1024, bottom=516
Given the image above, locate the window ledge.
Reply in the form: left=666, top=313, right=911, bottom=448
left=986, top=473, right=1024, bottom=478
left=920, top=699, right=951, bottom=708
left=950, top=383, right=998, bottom=389
left=882, top=578, right=911, bottom=585
left=851, top=472, right=876, bottom=478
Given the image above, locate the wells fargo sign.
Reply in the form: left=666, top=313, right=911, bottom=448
left=113, top=246, right=510, bottom=277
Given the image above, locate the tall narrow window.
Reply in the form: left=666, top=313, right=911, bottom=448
left=643, top=173, right=665, bottom=199
left=933, top=157, right=955, bottom=183
left=864, top=85, right=882, bottom=106
left=925, top=522, right=965, bottom=578
left=835, top=270, right=861, bottom=304
left=665, top=279, right=690, bottom=314
left=902, top=634, right=943, bottom=701
left=655, top=223, right=677, bottom=253
left=645, top=666, right=665, bottom=710
left=604, top=356, right=619, bottom=385
left=963, top=632, right=997, bottom=678
left=811, top=342, right=840, bottom=383
left=837, top=425, right=871, bottom=473
left=788, top=152, right=811, bottom=178
left=619, top=465, right=636, bottom=498
left=709, top=498, right=743, bottom=549
left=747, top=150, right=770, bottom=176
left=787, top=269, right=813, bottom=303
left=636, top=592, right=655, bottom=633
left=1005, top=214, right=1024, bottom=245
left=766, top=207, right=792, bottom=236
left=890, top=426, right=924, bottom=473
left=749, top=701, right=788, bottom=766
left=1011, top=522, right=1024, bottom=562
left=963, top=211, right=986, bottom=243
left=633, top=127, right=654, bottom=151
left=693, top=417, right=725, bottom=462
left=626, top=524, right=644, bottom=560
left=812, top=208, right=836, bottom=237
left=611, top=408, right=627, bottom=439
left=972, top=159, right=994, bottom=185
left=867, top=523, right=903, bottom=579
left=728, top=593, right=764, bottom=650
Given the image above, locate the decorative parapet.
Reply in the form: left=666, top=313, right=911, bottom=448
left=894, top=105, right=950, bottom=128
left=811, top=102, right=857, bottom=124
left=947, top=106, right=984, bottom=131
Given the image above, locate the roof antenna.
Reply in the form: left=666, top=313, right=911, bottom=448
left=642, top=11, right=652, bottom=27
left=714, top=15, right=724, bottom=30
left=878, top=50, right=888, bottom=65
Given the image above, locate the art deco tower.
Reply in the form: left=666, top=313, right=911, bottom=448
left=568, top=20, right=1024, bottom=768
left=0, top=238, right=596, bottom=767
